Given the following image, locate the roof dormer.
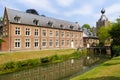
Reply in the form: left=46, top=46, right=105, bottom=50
left=60, top=24, right=64, bottom=29
left=14, top=15, right=21, bottom=23
left=47, top=21, right=53, bottom=27
left=70, top=25, right=74, bottom=30
left=33, top=19, right=39, bottom=25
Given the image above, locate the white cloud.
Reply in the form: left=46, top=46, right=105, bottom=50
left=106, top=3, right=120, bottom=21
left=56, top=0, right=74, bottom=7
left=64, top=5, right=93, bottom=17
left=17, top=0, right=58, bottom=14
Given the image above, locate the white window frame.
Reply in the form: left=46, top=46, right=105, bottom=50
left=61, top=40, right=64, bottom=47
left=56, top=31, right=59, bottom=37
left=61, top=31, right=64, bottom=37
left=14, top=39, right=21, bottom=48
left=15, top=27, right=21, bottom=35
left=25, top=39, right=31, bottom=48
left=66, top=40, right=70, bottom=46
left=25, top=28, right=30, bottom=36
left=49, top=30, right=53, bottom=37
left=34, top=39, right=39, bottom=48
left=34, top=29, right=39, bottom=36
left=42, top=39, right=47, bottom=47
left=56, top=39, right=59, bottom=47
left=72, top=32, right=74, bottom=38
left=42, top=30, right=46, bottom=37
left=66, top=32, right=70, bottom=38
left=49, top=39, right=53, bottom=47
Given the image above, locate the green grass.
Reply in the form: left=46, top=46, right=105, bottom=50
left=0, top=49, right=75, bottom=65
left=71, top=56, right=120, bottom=80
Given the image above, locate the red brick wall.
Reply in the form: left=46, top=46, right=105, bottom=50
left=1, top=37, right=9, bottom=51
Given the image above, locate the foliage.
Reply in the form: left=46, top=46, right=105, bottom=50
left=109, top=18, right=120, bottom=45
left=109, top=18, right=120, bottom=56
left=71, top=51, right=82, bottom=59
left=0, top=49, right=88, bottom=75
left=2, top=62, right=15, bottom=70
left=98, top=26, right=111, bottom=43
left=0, top=39, right=5, bottom=43
left=82, top=24, right=92, bottom=31
left=112, top=45, right=120, bottom=56
left=41, top=57, right=50, bottom=63
left=71, top=56, right=120, bottom=80
left=50, top=54, right=62, bottom=62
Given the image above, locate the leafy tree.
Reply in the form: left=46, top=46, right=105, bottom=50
left=109, top=18, right=120, bottom=45
left=82, top=24, right=92, bottom=31
left=98, top=26, right=111, bottom=43
left=109, top=18, right=120, bottom=56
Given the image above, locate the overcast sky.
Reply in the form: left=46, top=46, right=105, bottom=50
left=0, top=0, right=120, bottom=27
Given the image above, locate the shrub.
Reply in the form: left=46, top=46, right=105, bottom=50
left=41, top=57, right=50, bottom=63
left=71, top=51, right=81, bottom=59
left=2, top=61, right=15, bottom=70
left=50, top=54, right=62, bottom=62
left=112, top=45, right=120, bottom=56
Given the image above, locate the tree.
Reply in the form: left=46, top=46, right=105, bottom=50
left=110, top=18, right=120, bottom=45
left=109, top=18, right=120, bottom=56
left=98, top=26, right=111, bottom=43
left=82, top=24, right=92, bottom=31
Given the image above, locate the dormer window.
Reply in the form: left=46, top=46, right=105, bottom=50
left=14, top=16, right=21, bottom=23
left=47, top=21, right=53, bottom=27
left=60, top=24, right=64, bottom=29
left=70, top=25, right=74, bottom=30
left=78, top=27, right=81, bottom=30
left=33, top=19, right=39, bottom=25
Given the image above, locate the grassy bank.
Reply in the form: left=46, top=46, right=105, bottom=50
left=71, top=56, right=120, bottom=80
left=0, top=49, right=75, bottom=65
left=0, top=49, right=85, bottom=75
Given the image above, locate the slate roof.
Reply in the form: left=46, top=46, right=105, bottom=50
left=6, top=8, right=81, bottom=31
left=83, top=28, right=98, bottom=39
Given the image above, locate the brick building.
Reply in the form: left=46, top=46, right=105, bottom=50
left=83, top=28, right=99, bottom=47
left=0, top=8, right=83, bottom=51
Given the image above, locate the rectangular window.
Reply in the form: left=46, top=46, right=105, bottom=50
left=42, top=39, right=46, bottom=47
left=62, top=40, right=64, bottom=46
left=25, top=39, right=30, bottom=48
left=56, top=31, right=59, bottom=37
left=14, top=39, right=20, bottom=48
left=15, top=27, right=20, bottom=35
left=61, top=31, right=64, bottom=37
left=49, top=39, right=53, bottom=47
left=66, top=40, right=70, bottom=46
left=26, top=28, right=30, bottom=36
left=75, top=40, right=78, bottom=46
left=42, top=30, right=46, bottom=36
left=76, top=34, right=78, bottom=38
left=66, top=32, right=70, bottom=38
left=72, top=33, right=74, bottom=38
left=49, top=30, right=53, bottom=37
left=56, top=39, right=59, bottom=47
left=34, top=29, right=39, bottom=36
left=34, top=39, right=39, bottom=48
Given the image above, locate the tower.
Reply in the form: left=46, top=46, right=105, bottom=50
left=96, top=8, right=110, bottom=35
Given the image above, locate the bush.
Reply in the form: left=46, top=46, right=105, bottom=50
left=71, top=51, right=81, bottom=59
left=50, top=54, right=62, bottom=62
left=41, top=57, right=50, bottom=63
left=112, top=45, right=120, bottom=56
left=2, top=62, right=15, bottom=70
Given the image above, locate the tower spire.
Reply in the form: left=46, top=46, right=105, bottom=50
left=101, top=8, right=105, bottom=14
